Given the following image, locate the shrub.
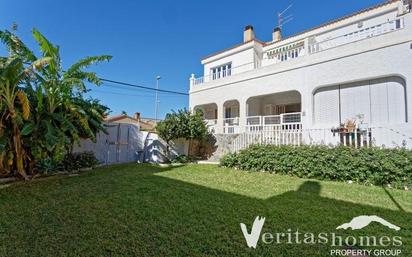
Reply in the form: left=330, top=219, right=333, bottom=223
left=172, top=155, right=192, bottom=164
left=171, top=154, right=202, bottom=164
left=61, top=152, right=99, bottom=172
left=220, top=145, right=412, bottom=189
left=36, top=152, right=99, bottom=174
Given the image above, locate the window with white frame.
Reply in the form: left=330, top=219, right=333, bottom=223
left=211, top=63, right=232, bottom=80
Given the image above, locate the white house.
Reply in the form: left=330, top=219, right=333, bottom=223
left=189, top=0, right=412, bottom=152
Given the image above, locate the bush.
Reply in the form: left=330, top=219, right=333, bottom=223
left=171, top=154, right=202, bottom=164
left=220, top=145, right=412, bottom=189
left=36, top=152, right=99, bottom=174
left=61, top=152, right=99, bottom=172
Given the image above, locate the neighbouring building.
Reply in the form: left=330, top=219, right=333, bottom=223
left=105, top=112, right=157, bottom=132
left=189, top=0, right=412, bottom=154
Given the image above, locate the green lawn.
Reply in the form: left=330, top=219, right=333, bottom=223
left=0, top=164, right=411, bottom=257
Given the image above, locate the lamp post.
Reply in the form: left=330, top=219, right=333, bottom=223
left=155, top=76, right=161, bottom=121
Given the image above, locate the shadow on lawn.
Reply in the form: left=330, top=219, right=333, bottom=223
left=143, top=167, right=411, bottom=257
left=0, top=164, right=410, bottom=257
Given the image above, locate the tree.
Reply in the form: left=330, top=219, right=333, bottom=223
left=0, top=28, right=110, bottom=178
left=0, top=53, right=50, bottom=179
left=156, top=109, right=209, bottom=159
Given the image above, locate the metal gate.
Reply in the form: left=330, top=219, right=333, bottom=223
left=74, top=123, right=143, bottom=165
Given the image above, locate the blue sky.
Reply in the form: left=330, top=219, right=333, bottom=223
left=1, top=0, right=384, bottom=119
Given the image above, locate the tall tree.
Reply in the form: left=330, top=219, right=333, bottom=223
left=0, top=28, right=110, bottom=178
left=0, top=53, right=50, bottom=178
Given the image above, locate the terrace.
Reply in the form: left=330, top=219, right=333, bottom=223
left=190, top=17, right=405, bottom=87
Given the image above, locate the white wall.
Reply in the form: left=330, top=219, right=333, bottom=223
left=201, top=41, right=262, bottom=83
left=189, top=12, right=412, bottom=139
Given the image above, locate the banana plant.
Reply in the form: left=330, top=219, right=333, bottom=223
left=0, top=56, right=50, bottom=179
left=29, top=29, right=111, bottom=157
left=0, top=28, right=110, bottom=178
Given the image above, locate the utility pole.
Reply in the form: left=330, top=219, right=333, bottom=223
left=155, top=75, right=161, bottom=121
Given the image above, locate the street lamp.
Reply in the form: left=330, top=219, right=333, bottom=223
left=155, top=76, right=161, bottom=121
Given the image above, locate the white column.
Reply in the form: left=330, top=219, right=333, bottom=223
left=239, top=99, right=248, bottom=133
left=189, top=74, right=195, bottom=91
left=300, top=89, right=310, bottom=129
left=216, top=101, right=225, bottom=134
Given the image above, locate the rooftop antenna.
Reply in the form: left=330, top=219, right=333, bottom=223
left=278, top=3, right=294, bottom=30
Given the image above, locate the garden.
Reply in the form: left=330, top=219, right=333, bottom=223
left=0, top=164, right=411, bottom=256
left=1, top=24, right=412, bottom=257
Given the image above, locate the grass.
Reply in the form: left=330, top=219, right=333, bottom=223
left=0, top=164, right=411, bottom=257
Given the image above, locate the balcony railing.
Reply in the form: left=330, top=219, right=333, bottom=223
left=246, top=112, right=302, bottom=128
left=204, top=119, right=218, bottom=133
left=264, top=41, right=306, bottom=65
left=212, top=113, right=303, bottom=134
left=191, top=17, right=404, bottom=86
left=308, top=18, right=404, bottom=54
left=223, top=117, right=240, bottom=134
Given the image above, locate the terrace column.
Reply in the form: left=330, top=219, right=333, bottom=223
left=216, top=101, right=225, bottom=134
left=300, top=90, right=310, bottom=128
left=239, top=99, right=248, bottom=133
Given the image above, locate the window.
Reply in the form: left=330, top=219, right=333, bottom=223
left=211, top=63, right=232, bottom=80
left=225, top=107, right=232, bottom=119
left=396, top=19, right=401, bottom=29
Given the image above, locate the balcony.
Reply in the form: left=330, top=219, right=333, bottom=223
left=190, top=17, right=404, bottom=87
left=308, top=18, right=404, bottom=54
left=214, top=113, right=302, bottom=134
left=246, top=112, right=302, bottom=132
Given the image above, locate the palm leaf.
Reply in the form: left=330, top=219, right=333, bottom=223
left=65, top=55, right=112, bottom=76
left=32, top=29, right=60, bottom=73
left=0, top=30, right=37, bottom=62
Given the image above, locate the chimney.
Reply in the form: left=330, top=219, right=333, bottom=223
left=243, top=25, right=255, bottom=42
left=272, top=27, right=282, bottom=42
left=134, top=112, right=141, bottom=121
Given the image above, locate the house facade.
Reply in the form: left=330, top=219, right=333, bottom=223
left=189, top=0, right=412, bottom=151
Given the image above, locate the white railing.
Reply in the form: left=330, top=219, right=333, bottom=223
left=223, top=117, right=240, bottom=134
left=194, top=77, right=204, bottom=85
left=204, top=119, right=218, bottom=133
left=233, top=126, right=303, bottom=152
left=309, top=18, right=404, bottom=54
left=231, top=125, right=412, bottom=153
left=264, top=41, right=305, bottom=65
left=246, top=113, right=302, bottom=132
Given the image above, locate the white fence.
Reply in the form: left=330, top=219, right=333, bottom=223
left=232, top=126, right=412, bottom=153
left=74, top=123, right=144, bottom=164
left=74, top=123, right=188, bottom=164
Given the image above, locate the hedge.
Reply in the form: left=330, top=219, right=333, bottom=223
left=220, top=145, right=412, bottom=189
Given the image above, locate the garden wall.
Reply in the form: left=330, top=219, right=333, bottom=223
left=74, top=123, right=188, bottom=164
